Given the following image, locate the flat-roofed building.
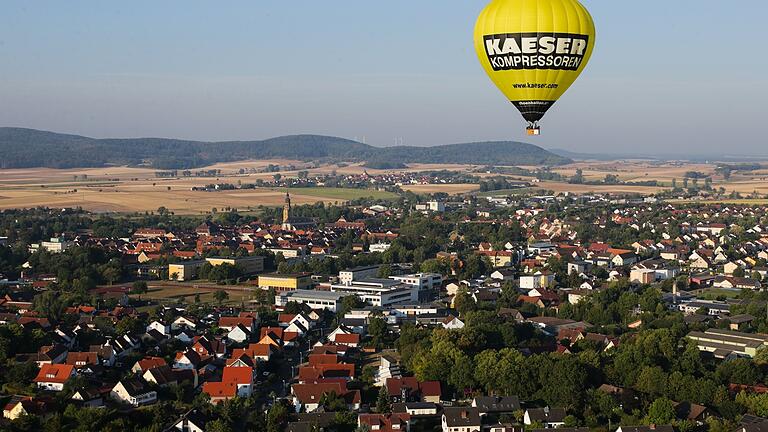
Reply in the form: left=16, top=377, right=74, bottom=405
left=205, top=256, right=264, bottom=275
left=331, top=278, right=417, bottom=307
left=259, top=273, right=313, bottom=292
left=677, top=300, right=731, bottom=316
left=687, top=328, right=768, bottom=359
left=266, top=247, right=305, bottom=259
left=391, top=273, right=443, bottom=302
left=276, top=289, right=347, bottom=312
left=29, top=237, right=73, bottom=254
left=339, top=265, right=381, bottom=285
left=168, top=261, right=206, bottom=281
left=169, top=256, right=265, bottom=281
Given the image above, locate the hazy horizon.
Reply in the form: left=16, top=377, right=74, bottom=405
left=1, top=1, right=766, bottom=154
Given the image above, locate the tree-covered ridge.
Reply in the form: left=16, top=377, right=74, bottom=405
left=0, top=127, right=571, bottom=169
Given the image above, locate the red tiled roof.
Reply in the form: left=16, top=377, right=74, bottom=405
left=260, top=327, right=284, bottom=339
left=202, top=381, right=237, bottom=398
left=359, top=413, right=411, bottom=432
left=136, top=356, right=167, bottom=371
left=34, top=364, right=74, bottom=384
left=292, top=381, right=360, bottom=405
left=219, top=317, right=254, bottom=329
left=309, top=354, right=339, bottom=365
left=334, top=333, right=360, bottom=344
left=418, top=380, right=441, bottom=397
left=227, top=353, right=255, bottom=368
left=222, top=366, right=253, bottom=384
left=66, top=352, right=99, bottom=366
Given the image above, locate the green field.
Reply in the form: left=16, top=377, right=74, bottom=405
left=130, top=285, right=256, bottom=305
left=277, top=187, right=398, bottom=200
left=695, top=288, right=742, bottom=300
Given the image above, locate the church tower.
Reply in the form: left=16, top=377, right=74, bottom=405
left=282, top=192, right=291, bottom=225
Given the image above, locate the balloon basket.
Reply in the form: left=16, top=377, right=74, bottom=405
left=526, top=127, right=540, bottom=136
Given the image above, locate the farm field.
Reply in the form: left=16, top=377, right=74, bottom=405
left=1, top=158, right=767, bottom=213
left=0, top=160, right=399, bottom=213
left=275, top=187, right=397, bottom=201
left=401, top=184, right=481, bottom=195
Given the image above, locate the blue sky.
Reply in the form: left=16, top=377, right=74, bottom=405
left=1, top=1, right=766, bottom=155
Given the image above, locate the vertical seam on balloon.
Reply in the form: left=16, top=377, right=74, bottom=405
left=523, top=0, right=531, bottom=102
left=546, top=0, right=558, bottom=102
left=552, top=0, right=568, bottom=105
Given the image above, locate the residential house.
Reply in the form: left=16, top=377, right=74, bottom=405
left=131, top=356, right=167, bottom=373
left=34, top=364, right=75, bottom=391
left=142, top=365, right=179, bottom=387
left=291, top=381, right=361, bottom=413
left=169, top=409, right=214, bottom=432
left=111, top=378, right=157, bottom=407
left=227, top=324, right=252, bottom=343
left=524, top=407, right=566, bottom=428
left=442, top=407, right=482, bottom=432
left=359, top=413, right=411, bottom=432
left=71, top=387, right=105, bottom=408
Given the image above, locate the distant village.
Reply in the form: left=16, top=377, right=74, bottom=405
left=3, top=190, right=768, bottom=432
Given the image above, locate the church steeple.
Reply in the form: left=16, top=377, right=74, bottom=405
left=282, top=192, right=291, bottom=224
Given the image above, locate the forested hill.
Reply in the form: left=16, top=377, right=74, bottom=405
left=0, top=127, right=571, bottom=169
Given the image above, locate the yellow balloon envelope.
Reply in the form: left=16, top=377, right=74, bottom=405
left=474, top=0, right=595, bottom=134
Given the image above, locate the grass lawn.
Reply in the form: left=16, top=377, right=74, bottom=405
left=696, top=288, right=742, bottom=300
left=130, top=284, right=256, bottom=305
left=276, top=187, right=398, bottom=201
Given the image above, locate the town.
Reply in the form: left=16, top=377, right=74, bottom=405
left=1, top=189, right=768, bottom=432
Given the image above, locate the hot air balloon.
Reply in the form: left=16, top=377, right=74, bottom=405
left=474, top=0, right=595, bottom=135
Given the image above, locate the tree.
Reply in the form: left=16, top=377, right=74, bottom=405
left=376, top=386, right=391, bottom=413
left=453, top=287, right=476, bottom=316
left=420, top=258, right=449, bottom=275
left=207, top=419, right=234, bottom=432
left=635, top=366, right=668, bottom=396
left=320, top=391, right=348, bottom=412
left=267, top=401, right=289, bottom=432
left=33, top=290, right=66, bottom=323
left=647, top=397, right=676, bottom=425
left=131, top=280, right=148, bottom=294
left=101, top=265, right=122, bottom=285
left=338, top=296, right=364, bottom=316
left=754, top=346, right=768, bottom=366
left=213, top=290, right=229, bottom=305
left=115, top=316, right=142, bottom=335
left=284, top=301, right=306, bottom=315
left=368, top=317, right=388, bottom=348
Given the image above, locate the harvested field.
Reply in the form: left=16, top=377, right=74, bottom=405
left=401, top=184, right=481, bottom=195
